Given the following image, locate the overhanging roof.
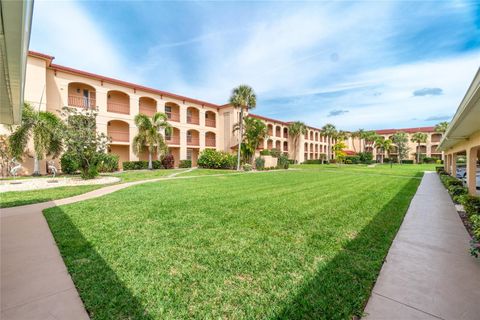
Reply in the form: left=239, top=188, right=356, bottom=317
left=439, top=68, right=480, bottom=151
left=0, top=0, right=33, bottom=124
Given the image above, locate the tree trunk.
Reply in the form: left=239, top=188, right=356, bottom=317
left=293, top=136, right=297, bottom=163
left=236, top=108, right=244, bottom=171
left=327, top=137, right=331, bottom=161
left=33, top=156, right=40, bottom=176
left=148, top=152, right=153, bottom=170
left=417, top=143, right=420, bottom=164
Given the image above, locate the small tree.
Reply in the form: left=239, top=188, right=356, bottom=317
left=333, top=141, right=347, bottom=164
left=288, top=121, right=307, bottom=164
left=233, top=117, right=268, bottom=164
left=229, top=85, right=257, bottom=171
left=374, top=136, right=393, bottom=163
left=61, top=107, right=109, bottom=179
left=9, top=104, right=63, bottom=175
left=132, top=112, right=171, bottom=170
left=411, top=132, right=428, bottom=164
left=392, top=132, right=410, bottom=164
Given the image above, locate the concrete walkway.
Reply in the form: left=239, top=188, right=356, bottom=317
left=364, top=172, right=480, bottom=320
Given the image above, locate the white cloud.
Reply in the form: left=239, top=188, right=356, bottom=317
left=30, top=0, right=140, bottom=82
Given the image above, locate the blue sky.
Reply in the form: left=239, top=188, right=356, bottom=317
left=30, top=0, right=480, bottom=130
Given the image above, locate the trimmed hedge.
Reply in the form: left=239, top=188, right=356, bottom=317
left=97, top=153, right=119, bottom=172
left=255, top=157, right=265, bottom=170
left=401, top=159, right=414, bottom=164
left=303, top=159, right=323, bottom=164
left=179, top=160, right=192, bottom=168
left=122, top=160, right=164, bottom=170
left=198, top=149, right=236, bottom=169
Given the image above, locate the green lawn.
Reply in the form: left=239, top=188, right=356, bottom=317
left=0, top=185, right=103, bottom=208
left=294, top=163, right=438, bottom=177
left=44, top=165, right=426, bottom=319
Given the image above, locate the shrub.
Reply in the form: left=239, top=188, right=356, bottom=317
left=448, top=185, right=468, bottom=198
left=243, top=163, right=252, bottom=171
left=259, top=150, right=270, bottom=156
left=60, top=151, right=79, bottom=174
left=421, top=157, right=436, bottom=164
left=198, top=149, right=236, bottom=169
left=162, top=154, right=175, bottom=169
left=123, top=161, right=148, bottom=170
left=401, top=159, right=414, bottom=164
left=277, top=154, right=289, bottom=169
left=179, top=160, right=192, bottom=168
left=345, top=156, right=360, bottom=164
left=255, top=157, right=265, bottom=170
left=458, top=195, right=480, bottom=217
left=435, top=166, right=445, bottom=173
left=383, top=157, right=391, bottom=163
left=470, top=214, right=480, bottom=258
left=440, top=175, right=463, bottom=188
left=436, top=159, right=444, bottom=164
left=269, top=148, right=281, bottom=158
left=358, top=152, right=373, bottom=163
left=97, top=153, right=119, bottom=172
left=152, top=160, right=163, bottom=169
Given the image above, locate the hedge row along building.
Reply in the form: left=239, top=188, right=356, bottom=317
left=1, top=51, right=448, bottom=174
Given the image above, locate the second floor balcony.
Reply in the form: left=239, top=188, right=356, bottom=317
left=68, top=95, right=96, bottom=109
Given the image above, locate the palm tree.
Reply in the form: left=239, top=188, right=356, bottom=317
left=357, top=129, right=365, bottom=152
left=229, top=85, right=257, bottom=170
left=411, top=132, right=428, bottom=164
left=288, top=121, right=307, bottom=163
left=350, top=130, right=359, bottom=153
left=321, top=123, right=337, bottom=161
left=434, top=121, right=449, bottom=134
left=233, top=117, right=268, bottom=164
left=9, top=103, right=63, bottom=176
left=132, top=112, right=171, bottom=170
left=375, top=137, right=393, bottom=163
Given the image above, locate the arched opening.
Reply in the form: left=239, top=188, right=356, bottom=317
left=267, top=139, right=273, bottom=150
left=139, top=97, right=157, bottom=116
left=107, top=120, right=129, bottom=142
left=165, top=127, right=180, bottom=145
left=310, top=131, right=314, bottom=140
left=107, top=90, right=130, bottom=114
left=205, top=111, right=216, bottom=127
left=165, top=102, right=180, bottom=122
left=304, top=142, right=309, bottom=152
left=187, top=129, right=200, bottom=146
left=205, top=132, right=216, bottom=147
left=283, top=141, right=288, bottom=151
left=68, top=82, right=96, bottom=109
left=259, top=138, right=265, bottom=149
left=275, top=126, right=281, bottom=137
left=267, top=124, right=273, bottom=136
left=187, top=107, right=200, bottom=125
left=275, top=140, right=281, bottom=150
left=305, top=132, right=309, bottom=140
left=315, top=132, right=319, bottom=141
left=431, top=133, right=442, bottom=143
left=283, top=127, right=288, bottom=138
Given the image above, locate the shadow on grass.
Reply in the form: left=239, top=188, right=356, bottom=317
left=273, top=177, right=421, bottom=320
left=44, top=206, right=154, bottom=320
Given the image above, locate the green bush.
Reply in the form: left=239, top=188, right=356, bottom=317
left=401, top=159, right=414, bottom=164
left=255, top=157, right=265, bottom=170
left=269, top=148, right=281, bottom=158
left=60, top=151, right=79, bottom=174
left=97, top=153, right=119, bottom=172
left=448, top=185, right=468, bottom=198
left=179, top=160, right=192, bottom=168
left=436, top=159, right=443, bottom=164
left=198, top=149, right=236, bottom=169
left=345, top=156, right=360, bottom=164
left=457, top=195, right=480, bottom=258
left=161, top=154, right=175, bottom=169
left=435, top=166, right=445, bottom=173
left=421, top=157, right=436, bottom=164
left=243, top=163, right=252, bottom=171
left=458, top=195, right=480, bottom=217
left=277, top=154, right=289, bottom=169
left=358, top=152, right=373, bottom=163
left=123, top=161, right=148, bottom=170
left=440, top=174, right=463, bottom=188
left=259, top=150, right=270, bottom=156
left=383, top=157, right=391, bottom=163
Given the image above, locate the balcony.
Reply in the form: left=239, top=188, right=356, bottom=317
left=206, top=138, right=216, bottom=147
left=166, top=112, right=180, bottom=122
left=107, top=101, right=130, bottom=114
left=166, top=136, right=180, bottom=145
left=68, top=95, right=96, bottom=109
left=205, top=118, right=216, bottom=127
left=187, top=115, right=200, bottom=125
left=187, top=137, right=199, bottom=146
left=108, top=130, right=129, bottom=142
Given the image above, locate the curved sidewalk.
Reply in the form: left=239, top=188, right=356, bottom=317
left=364, top=172, right=480, bottom=320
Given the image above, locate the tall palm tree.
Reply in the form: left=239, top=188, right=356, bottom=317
left=233, top=117, right=268, bottom=164
left=288, top=121, right=307, bottom=163
left=350, top=130, right=359, bottom=153
left=9, top=104, right=63, bottom=176
left=321, top=123, right=337, bottom=161
left=434, top=121, right=449, bottom=134
left=132, top=112, right=171, bottom=170
left=375, top=137, right=393, bottom=163
left=357, top=129, right=365, bottom=152
left=229, top=85, right=257, bottom=170
left=411, top=132, right=428, bottom=164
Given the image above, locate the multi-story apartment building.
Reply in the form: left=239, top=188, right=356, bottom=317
left=1, top=51, right=442, bottom=175
left=345, top=127, right=444, bottom=162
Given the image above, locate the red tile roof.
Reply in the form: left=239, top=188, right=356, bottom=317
left=248, top=113, right=289, bottom=125
left=375, top=127, right=436, bottom=135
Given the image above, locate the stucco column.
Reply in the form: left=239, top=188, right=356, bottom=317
left=451, top=153, right=457, bottom=176
left=95, top=88, right=108, bottom=114
left=179, top=104, right=187, bottom=124
left=466, top=147, right=478, bottom=195
left=200, top=130, right=206, bottom=149
left=130, top=96, right=139, bottom=116
left=444, top=153, right=449, bottom=172
left=157, top=100, right=165, bottom=113
left=199, top=109, right=206, bottom=127
left=180, top=128, right=187, bottom=160
left=129, top=123, right=139, bottom=161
